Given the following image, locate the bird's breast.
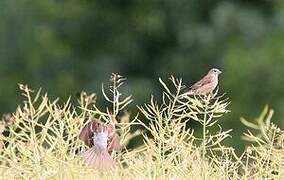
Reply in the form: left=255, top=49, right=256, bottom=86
left=212, top=76, right=218, bottom=89
left=94, top=132, right=108, bottom=150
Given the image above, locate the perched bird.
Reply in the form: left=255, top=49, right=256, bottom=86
left=184, top=68, right=222, bottom=96
left=79, top=118, right=121, bottom=171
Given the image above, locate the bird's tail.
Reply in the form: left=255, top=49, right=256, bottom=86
left=180, top=89, right=195, bottom=99
left=180, top=85, right=195, bottom=96
left=183, top=90, right=194, bottom=96
left=82, top=146, right=115, bottom=171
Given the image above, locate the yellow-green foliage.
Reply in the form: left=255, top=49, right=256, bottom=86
left=0, top=74, right=284, bottom=180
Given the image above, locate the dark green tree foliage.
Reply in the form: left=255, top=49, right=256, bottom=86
left=0, top=0, right=283, bottom=151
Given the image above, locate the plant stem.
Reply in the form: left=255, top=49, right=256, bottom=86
left=202, top=101, right=208, bottom=180
left=202, top=97, right=210, bottom=158
left=202, top=111, right=207, bottom=160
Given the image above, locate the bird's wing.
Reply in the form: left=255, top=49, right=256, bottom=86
left=79, top=119, right=100, bottom=147
left=79, top=122, right=93, bottom=147
left=189, top=74, right=213, bottom=91
left=106, top=124, right=121, bottom=151
left=108, top=133, right=121, bottom=151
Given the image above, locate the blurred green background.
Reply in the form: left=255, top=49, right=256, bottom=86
left=1, top=0, right=284, bottom=153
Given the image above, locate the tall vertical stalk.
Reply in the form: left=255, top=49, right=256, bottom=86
left=202, top=107, right=207, bottom=160
left=202, top=102, right=208, bottom=180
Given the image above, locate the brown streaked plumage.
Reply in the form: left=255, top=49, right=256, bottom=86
left=79, top=118, right=121, bottom=171
left=185, top=68, right=222, bottom=96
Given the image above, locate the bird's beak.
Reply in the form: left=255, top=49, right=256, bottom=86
left=218, top=70, right=222, bottom=74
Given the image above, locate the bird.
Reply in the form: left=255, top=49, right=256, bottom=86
left=79, top=118, right=121, bottom=171
left=184, top=68, right=222, bottom=96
